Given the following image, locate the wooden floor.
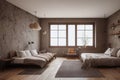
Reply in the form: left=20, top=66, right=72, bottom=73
left=0, top=57, right=120, bottom=80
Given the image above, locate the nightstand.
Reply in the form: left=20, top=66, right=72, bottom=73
left=0, top=59, right=13, bottom=71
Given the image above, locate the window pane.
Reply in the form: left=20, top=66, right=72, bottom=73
left=59, top=31, right=66, bottom=37
left=85, top=25, right=93, bottom=30
left=59, top=25, right=66, bottom=30
left=86, top=38, right=93, bottom=46
left=85, top=31, right=93, bottom=37
left=77, top=38, right=85, bottom=46
left=50, top=25, right=58, bottom=30
left=77, top=25, right=84, bottom=30
left=77, top=31, right=84, bottom=37
left=68, top=25, right=75, bottom=46
left=59, top=38, right=66, bottom=46
left=50, top=38, right=58, bottom=46
left=50, top=31, right=58, bottom=37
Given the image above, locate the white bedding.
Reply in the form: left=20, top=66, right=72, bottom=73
left=81, top=53, right=116, bottom=62
left=12, top=51, right=56, bottom=68
left=12, top=56, right=47, bottom=68
left=81, top=53, right=120, bottom=68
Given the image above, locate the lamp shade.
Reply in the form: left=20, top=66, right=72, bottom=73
left=29, top=22, right=41, bottom=30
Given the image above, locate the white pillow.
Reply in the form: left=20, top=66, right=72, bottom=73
left=117, top=49, right=120, bottom=57
left=104, top=48, right=111, bottom=56
left=30, top=49, right=38, bottom=56
left=16, top=52, right=21, bottom=57
left=19, top=51, right=27, bottom=57
left=104, top=48, right=118, bottom=57
left=25, top=50, right=32, bottom=57
left=110, top=48, right=119, bottom=57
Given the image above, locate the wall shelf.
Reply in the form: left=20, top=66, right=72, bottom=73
left=111, top=31, right=120, bottom=35
left=111, top=19, right=120, bottom=36
left=111, top=20, right=120, bottom=30
left=111, top=23, right=120, bottom=29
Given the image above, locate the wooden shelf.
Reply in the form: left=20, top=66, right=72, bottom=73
left=111, top=31, right=120, bottom=35
left=112, top=23, right=120, bottom=27
left=111, top=20, right=120, bottom=35
left=111, top=20, right=120, bottom=30
left=111, top=23, right=120, bottom=27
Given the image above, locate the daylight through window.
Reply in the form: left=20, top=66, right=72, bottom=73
left=50, top=23, right=94, bottom=47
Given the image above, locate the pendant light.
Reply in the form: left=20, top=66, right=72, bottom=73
left=29, top=11, right=41, bottom=30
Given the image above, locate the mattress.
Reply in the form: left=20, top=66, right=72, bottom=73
left=12, top=57, right=25, bottom=64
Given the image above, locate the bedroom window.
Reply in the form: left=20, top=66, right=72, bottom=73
left=77, top=24, right=94, bottom=46
left=50, top=24, right=66, bottom=46
left=50, top=23, right=95, bottom=47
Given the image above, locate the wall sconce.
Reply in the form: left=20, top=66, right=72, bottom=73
left=43, top=31, right=47, bottom=35
left=24, top=41, right=34, bottom=50
left=28, top=41, right=34, bottom=45
left=29, top=22, right=41, bottom=30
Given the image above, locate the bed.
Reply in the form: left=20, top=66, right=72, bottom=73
left=80, top=48, right=120, bottom=68
left=12, top=56, right=47, bottom=68
left=10, top=49, right=56, bottom=68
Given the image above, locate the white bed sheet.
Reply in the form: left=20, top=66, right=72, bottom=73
left=81, top=53, right=116, bottom=62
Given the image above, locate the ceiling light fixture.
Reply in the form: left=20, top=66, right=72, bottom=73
left=29, top=22, right=41, bottom=30
left=29, top=11, right=41, bottom=30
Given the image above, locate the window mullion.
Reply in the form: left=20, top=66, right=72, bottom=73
left=84, top=24, right=86, bottom=46
left=75, top=24, right=77, bottom=47
left=66, top=24, right=68, bottom=46
left=57, top=25, right=59, bottom=46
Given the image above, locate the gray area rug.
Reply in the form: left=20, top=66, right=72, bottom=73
left=55, top=61, right=104, bottom=78
left=18, top=66, right=47, bottom=75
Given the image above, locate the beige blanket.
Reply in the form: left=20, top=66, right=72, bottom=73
left=24, top=57, right=47, bottom=68
left=81, top=53, right=120, bottom=68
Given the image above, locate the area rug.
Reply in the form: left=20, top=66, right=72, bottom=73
left=18, top=66, right=48, bottom=75
left=55, top=61, right=104, bottom=78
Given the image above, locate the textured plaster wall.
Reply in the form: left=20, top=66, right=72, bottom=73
left=40, top=18, right=107, bottom=56
left=0, top=0, right=40, bottom=58
left=107, top=10, right=120, bottom=48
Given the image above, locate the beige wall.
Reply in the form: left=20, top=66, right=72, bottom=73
left=0, top=0, right=40, bottom=58
left=107, top=10, right=120, bottom=48
left=40, top=18, right=107, bottom=56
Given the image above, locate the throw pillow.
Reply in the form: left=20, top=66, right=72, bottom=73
left=30, top=49, right=38, bottom=56
left=25, top=50, right=32, bottom=57
left=117, top=49, right=120, bottom=57
left=19, top=51, right=27, bottom=57
left=16, top=52, right=21, bottom=57
left=110, top=48, right=119, bottom=57
left=104, top=48, right=111, bottom=56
